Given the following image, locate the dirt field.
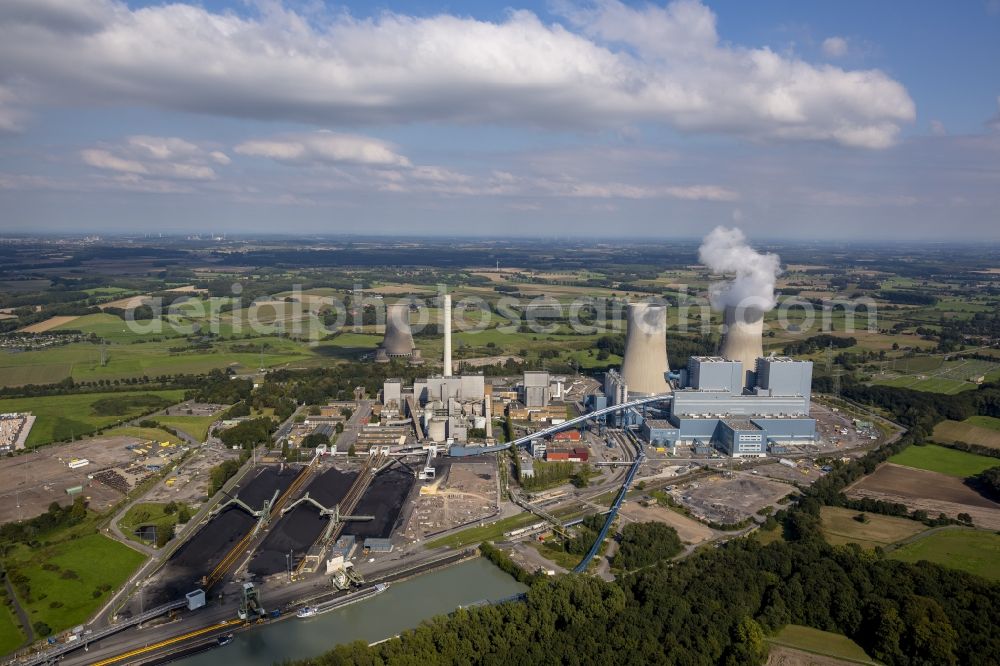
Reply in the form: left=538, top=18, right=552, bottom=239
left=674, top=475, right=791, bottom=524
left=933, top=420, right=1000, bottom=450
left=142, top=444, right=236, bottom=504
left=17, top=315, right=80, bottom=333
left=402, top=460, right=499, bottom=542
left=767, top=645, right=869, bottom=666
left=617, top=502, right=715, bottom=544
left=0, top=435, right=147, bottom=522
left=848, top=463, right=1000, bottom=530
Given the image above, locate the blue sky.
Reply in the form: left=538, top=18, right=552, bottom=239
left=0, top=0, right=998, bottom=239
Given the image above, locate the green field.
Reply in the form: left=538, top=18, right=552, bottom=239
left=424, top=513, right=540, bottom=550
left=109, top=426, right=184, bottom=445
left=890, top=529, right=1000, bottom=581
left=118, top=502, right=190, bottom=546
left=875, top=374, right=977, bottom=394
left=0, top=389, right=186, bottom=447
left=820, top=506, right=926, bottom=550
left=888, top=443, right=997, bottom=478
left=152, top=410, right=225, bottom=442
left=769, top=624, right=876, bottom=664
left=6, top=533, right=145, bottom=636
left=0, top=604, right=26, bottom=657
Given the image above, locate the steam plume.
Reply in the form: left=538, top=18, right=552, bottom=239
left=698, top=226, right=781, bottom=313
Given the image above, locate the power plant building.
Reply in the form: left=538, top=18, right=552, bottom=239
left=653, top=355, right=815, bottom=457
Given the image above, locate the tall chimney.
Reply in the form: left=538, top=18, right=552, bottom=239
left=719, top=305, right=764, bottom=390
left=620, top=303, right=670, bottom=396
left=443, top=294, right=452, bottom=376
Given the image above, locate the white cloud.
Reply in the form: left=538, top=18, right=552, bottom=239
left=81, top=148, right=148, bottom=174
left=235, top=131, right=411, bottom=167
left=821, top=36, right=849, bottom=58
left=930, top=119, right=947, bottom=136
left=0, top=0, right=914, bottom=148
left=79, top=136, right=226, bottom=186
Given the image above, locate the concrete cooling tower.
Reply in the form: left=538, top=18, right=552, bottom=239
left=620, top=303, right=670, bottom=396
left=719, top=305, right=764, bottom=390
left=375, top=304, right=416, bottom=362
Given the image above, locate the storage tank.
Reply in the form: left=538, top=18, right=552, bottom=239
left=378, top=303, right=415, bottom=359
left=620, top=303, right=670, bottom=396
left=427, top=417, right=447, bottom=443
left=718, top=304, right=764, bottom=390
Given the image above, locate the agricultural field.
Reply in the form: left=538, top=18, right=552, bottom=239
left=846, top=463, right=1000, bottom=531
left=932, top=418, right=1000, bottom=450
left=889, top=529, right=1000, bottom=581
left=819, top=506, right=926, bottom=550
left=0, top=336, right=316, bottom=388
left=0, top=389, right=186, bottom=447
left=5, top=531, right=145, bottom=637
left=888, top=444, right=997, bottom=478
left=965, top=415, right=1000, bottom=431
left=768, top=625, right=876, bottom=665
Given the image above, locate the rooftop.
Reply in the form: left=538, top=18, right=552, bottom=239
left=722, top=418, right=762, bottom=431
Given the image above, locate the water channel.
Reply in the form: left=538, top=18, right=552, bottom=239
left=175, top=558, right=527, bottom=665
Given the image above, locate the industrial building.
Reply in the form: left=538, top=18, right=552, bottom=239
left=636, top=355, right=816, bottom=457
left=588, top=300, right=816, bottom=458
left=381, top=294, right=491, bottom=444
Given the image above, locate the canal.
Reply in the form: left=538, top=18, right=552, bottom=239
left=175, top=558, right=527, bottom=665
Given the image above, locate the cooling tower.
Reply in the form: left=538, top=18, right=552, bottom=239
left=620, top=303, right=670, bottom=396
left=379, top=304, right=415, bottom=358
left=719, top=305, right=764, bottom=390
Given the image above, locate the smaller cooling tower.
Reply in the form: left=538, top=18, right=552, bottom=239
left=379, top=304, right=415, bottom=359
left=718, top=305, right=765, bottom=390
left=620, top=303, right=670, bottom=396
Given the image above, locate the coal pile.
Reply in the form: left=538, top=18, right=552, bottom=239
left=145, top=465, right=301, bottom=604
left=345, top=465, right=414, bottom=540
left=248, top=467, right=357, bottom=576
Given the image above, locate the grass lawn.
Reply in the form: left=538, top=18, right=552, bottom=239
left=109, top=426, right=184, bottom=445
left=769, top=625, right=876, bottom=664
left=0, top=604, right=26, bottom=657
left=118, top=502, right=189, bottom=546
left=820, top=506, right=926, bottom=550
left=889, top=529, right=1000, bottom=581
left=424, top=512, right=540, bottom=550
left=888, top=443, right=997, bottom=478
left=0, top=390, right=186, bottom=447
left=6, top=532, right=145, bottom=636
left=152, top=410, right=225, bottom=442
left=932, top=419, right=1000, bottom=450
